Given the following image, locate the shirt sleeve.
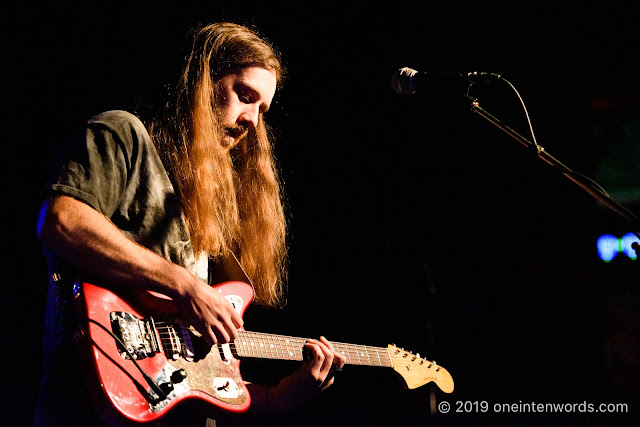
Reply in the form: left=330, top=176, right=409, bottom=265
left=47, top=111, right=148, bottom=218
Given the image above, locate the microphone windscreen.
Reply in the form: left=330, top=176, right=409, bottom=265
left=391, top=67, right=418, bottom=95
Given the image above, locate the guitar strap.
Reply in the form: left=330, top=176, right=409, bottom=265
left=210, top=249, right=254, bottom=289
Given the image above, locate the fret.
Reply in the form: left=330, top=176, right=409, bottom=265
left=373, top=345, right=382, bottom=366
left=334, top=342, right=350, bottom=363
left=378, top=347, right=392, bottom=366
left=354, top=344, right=368, bottom=365
left=264, top=333, right=277, bottom=358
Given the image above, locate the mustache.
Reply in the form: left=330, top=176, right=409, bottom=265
left=224, top=125, right=248, bottom=139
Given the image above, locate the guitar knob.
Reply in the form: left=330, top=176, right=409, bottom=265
left=159, top=381, right=174, bottom=395
left=171, top=368, right=187, bottom=384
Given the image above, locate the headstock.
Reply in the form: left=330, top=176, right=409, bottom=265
left=387, top=344, right=454, bottom=393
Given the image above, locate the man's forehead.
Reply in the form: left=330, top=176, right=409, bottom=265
left=235, top=67, right=277, bottom=102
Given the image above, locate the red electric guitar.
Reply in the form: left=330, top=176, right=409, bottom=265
left=73, top=281, right=454, bottom=424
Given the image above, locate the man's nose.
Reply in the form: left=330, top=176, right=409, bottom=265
left=239, top=105, right=259, bottom=128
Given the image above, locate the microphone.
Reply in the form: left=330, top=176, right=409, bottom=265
left=391, top=67, right=501, bottom=95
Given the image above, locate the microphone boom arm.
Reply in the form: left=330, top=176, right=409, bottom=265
left=466, top=95, right=640, bottom=227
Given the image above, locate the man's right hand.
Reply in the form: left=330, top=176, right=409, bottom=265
left=172, top=275, right=244, bottom=345
left=39, top=195, right=243, bottom=345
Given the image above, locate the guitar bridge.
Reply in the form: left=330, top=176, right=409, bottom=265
left=110, top=312, right=159, bottom=360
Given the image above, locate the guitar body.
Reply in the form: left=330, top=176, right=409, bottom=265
left=73, top=280, right=454, bottom=423
left=74, top=281, right=254, bottom=424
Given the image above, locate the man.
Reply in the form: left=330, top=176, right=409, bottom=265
left=35, top=22, right=346, bottom=425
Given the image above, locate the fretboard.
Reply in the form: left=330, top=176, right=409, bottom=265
left=230, top=331, right=393, bottom=367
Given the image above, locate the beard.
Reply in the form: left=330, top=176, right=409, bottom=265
left=214, top=105, right=248, bottom=150
left=177, top=117, right=242, bottom=257
left=221, top=124, right=248, bottom=148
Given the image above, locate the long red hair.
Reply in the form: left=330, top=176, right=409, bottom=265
left=148, top=23, right=286, bottom=307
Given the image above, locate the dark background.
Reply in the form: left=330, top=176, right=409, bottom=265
left=4, top=1, right=640, bottom=425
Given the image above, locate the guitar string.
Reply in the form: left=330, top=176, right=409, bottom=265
left=155, top=324, right=388, bottom=360
left=152, top=322, right=395, bottom=366
left=234, top=331, right=393, bottom=365
left=155, top=325, right=391, bottom=363
left=150, top=325, right=436, bottom=372
left=157, top=333, right=350, bottom=362
left=171, top=328, right=384, bottom=361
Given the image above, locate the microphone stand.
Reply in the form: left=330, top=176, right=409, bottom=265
left=466, top=95, right=640, bottom=235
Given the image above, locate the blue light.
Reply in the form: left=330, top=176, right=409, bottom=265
left=597, top=234, right=620, bottom=262
left=621, top=232, right=640, bottom=260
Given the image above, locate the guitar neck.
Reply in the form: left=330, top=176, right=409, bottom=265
left=231, top=331, right=393, bottom=368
